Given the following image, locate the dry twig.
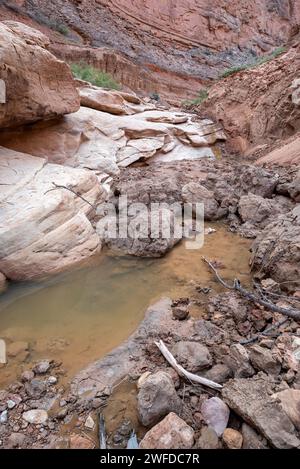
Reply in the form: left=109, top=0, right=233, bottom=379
left=202, top=257, right=300, bottom=321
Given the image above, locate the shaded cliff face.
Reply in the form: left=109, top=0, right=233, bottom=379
left=1, top=0, right=300, bottom=101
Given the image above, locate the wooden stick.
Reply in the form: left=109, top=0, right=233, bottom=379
left=202, top=257, right=300, bottom=321
left=155, top=339, right=222, bottom=390
left=45, top=182, right=97, bottom=211
left=240, top=317, right=289, bottom=345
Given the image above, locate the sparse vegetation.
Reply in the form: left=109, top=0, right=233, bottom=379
left=182, top=89, right=209, bottom=107
left=4, top=2, right=70, bottom=37
left=220, top=47, right=287, bottom=78
left=70, top=63, right=121, bottom=90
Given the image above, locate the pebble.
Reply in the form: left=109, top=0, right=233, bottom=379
left=84, top=415, right=95, bottom=430
left=47, top=376, right=57, bottom=385
left=33, top=360, right=51, bottom=375
left=0, top=410, right=8, bottom=424
left=22, top=409, right=48, bottom=425
left=7, top=399, right=16, bottom=409
left=21, top=370, right=35, bottom=382
left=223, top=428, right=243, bottom=449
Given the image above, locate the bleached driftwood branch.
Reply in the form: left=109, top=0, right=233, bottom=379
left=155, top=339, right=222, bottom=390
left=202, top=257, right=300, bottom=321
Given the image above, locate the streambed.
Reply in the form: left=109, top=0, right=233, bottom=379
left=0, top=224, right=251, bottom=388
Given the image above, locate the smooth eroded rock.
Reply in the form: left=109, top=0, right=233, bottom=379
left=0, top=21, right=79, bottom=129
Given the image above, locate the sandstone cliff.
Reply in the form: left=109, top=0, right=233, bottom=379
left=1, top=0, right=300, bottom=101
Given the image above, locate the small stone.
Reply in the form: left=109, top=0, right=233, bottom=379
left=69, top=434, right=95, bottom=449
left=33, top=360, right=51, bottom=375
left=56, top=408, right=68, bottom=420
left=190, top=396, right=198, bottom=408
left=226, top=343, right=255, bottom=378
left=196, top=427, right=221, bottom=449
left=259, top=339, right=274, bottom=349
left=22, top=409, right=48, bottom=425
left=172, top=306, right=189, bottom=320
left=7, top=399, right=16, bottom=409
left=21, top=370, right=35, bottom=382
left=172, top=341, right=212, bottom=372
left=201, top=397, right=230, bottom=436
left=242, top=423, right=268, bottom=449
left=0, top=410, right=8, bottom=424
left=223, top=428, right=243, bottom=449
left=25, top=378, right=46, bottom=398
left=249, top=344, right=281, bottom=375
left=204, top=364, right=232, bottom=384
left=6, top=432, right=26, bottom=448
left=47, top=376, right=57, bottom=385
left=140, top=412, right=194, bottom=449
left=84, top=415, right=95, bottom=430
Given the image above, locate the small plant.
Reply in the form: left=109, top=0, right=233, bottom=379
left=70, top=62, right=121, bottom=90
left=220, top=46, right=287, bottom=79
left=54, top=23, right=69, bottom=36
left=220, top=65, right=248, bottom=78
left=183, top=89, right=209, bottom=107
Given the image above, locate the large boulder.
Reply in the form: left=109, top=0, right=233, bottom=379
left=222, top=376, right=300, bottom=449
left=238, top=193, right=292, bottom=227
left=273, top=389, right=300, bottom=431
left=139, top=412, right=194, bottom=449
left=0, top=147, right=104, bottom=280
left=0, top=21, right=79, bottom=129
left=251, top=206, right=300, bottom=292
left=182, top=182, right=220, bottom=220
left=137, top=371, right=182, bottom=427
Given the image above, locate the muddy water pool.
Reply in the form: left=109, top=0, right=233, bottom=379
left=0, top=224, right=251, bottom=388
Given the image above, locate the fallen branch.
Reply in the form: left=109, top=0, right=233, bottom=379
left=202, top=257, right=300, bottom=321
left=45, top=182, right=97, bottom=211
left=240, top=317, right=289, bottom=345
left=155, top=339, right=222, bottom=390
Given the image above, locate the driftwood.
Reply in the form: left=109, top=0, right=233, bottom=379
left=240, top=317, right=289, bottom=345
left=98, top=413, right=107, bottom=449
left=155, top=339, right=222, bottom=390
left=202, top=257, right=300, bottom=321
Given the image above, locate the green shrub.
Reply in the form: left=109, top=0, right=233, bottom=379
left=220, top=65, right=248, bottom=78
left=70, top=63, right=121, bottom=90
left=183, top=89, right=208, bottom=106
left=54, top=23, right=69, bottom=36
left=220, top=46, right=287, bottom=79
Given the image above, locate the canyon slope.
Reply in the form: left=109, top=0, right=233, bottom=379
left=1, top=1, right=300, bottom=102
